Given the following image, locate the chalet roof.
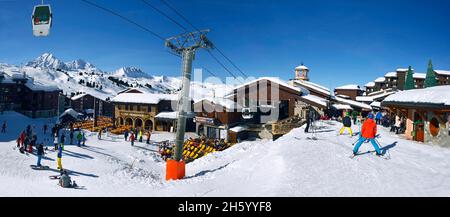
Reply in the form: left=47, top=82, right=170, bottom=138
left=335, top=84, right=361, bottom=90
left=230, top=77, right=301, bottom=95
left=383, top=86, right=450, bottom=107
left=293, top=80, right=330, bottom=96
left=435, top=70, right=450, bottom=76
left=413, top=73, right=426, bottom=79
left=374, top=77, right=386, bottom=83
left=385, top=72, right=397, bottom=78
left=25, top=81, right=60, bottom=92
left=365, top=82, right=375, bottom=88
left=111, top=91, right=178, bottom=105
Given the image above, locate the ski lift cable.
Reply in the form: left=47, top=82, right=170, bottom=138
left=207, top=50, right=246, bottom=84
left=80, top=0, right=166, bottom=41
left=140, top=0, right=189, bottom=32
left=159, top=0, right=250, bottom=79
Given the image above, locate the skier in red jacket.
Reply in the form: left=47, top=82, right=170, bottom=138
left=353, top=113, right=382, bottom=156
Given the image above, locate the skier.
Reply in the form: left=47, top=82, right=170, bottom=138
left=124, top=130, right=129, bottom=141
left=339, top=112, right=353, bottom=137
left=97, top=128, right=102, bottom=140
left=69, top=130, right=74, bottom=145
left=28, top=134, right=37, bottom=153
left=304, top=107, right=315, bottom=133
left=57, top=144, right=63, bottom=171
left=82, top=130, right=86, bottom=146
left=130, top=132, right=135, bottom=146
left=146, top=130, right=151, bottom=144
left=375, top=111, right=383, bottom=125
left=19, top=131, right=26, bottom=147
left=138, top=129, right=143, bottom=143
left=1, top=121, right=6, bottom=133
left=76, top=130, right=83, bottom=147
left=36, top=143, right=44, bottom=167
left=351, top=111, right=358, bottom=125
left=353, top=113, right=382, bottom=156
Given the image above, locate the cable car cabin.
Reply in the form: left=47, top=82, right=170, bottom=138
left=242, top=108, right=254, bottom=120
left=32, top=5, right=52, bottom=37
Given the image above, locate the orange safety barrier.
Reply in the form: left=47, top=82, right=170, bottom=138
left=166, top=159, right=185, bottom=181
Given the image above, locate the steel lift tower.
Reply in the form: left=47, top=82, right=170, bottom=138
left=165, top=30, right=213, bottom=181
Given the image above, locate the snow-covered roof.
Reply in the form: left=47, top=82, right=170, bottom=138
left=194, top=97, right=237, bottom=110
left=335, top=84, right=360, bottom=90
left=59, top=109, right=82, bottom=119
left=365, top=82, right=375, bottom=88
left=230, top=77, right=301, bottom=95
left=332, top=104, right=353, bottom=110
left=229, top=125, right=249, bottom=133
left=355, top=96, right=374, bottom=102
left=374, top=77, right=386, bottom=83
left=383, top=86, right=450, bottom=107
left=385, top=72, right=397, bottom=78
left=336, top=94, right=351, bottom=99
left=370, top=101, right=381, bottom=108
left=333, top=96, right=372, bottom=110
left=293, top=80, right=331, bottom=96
left=295, top=65, right=309, bottom=70
left=112, top=92, right=178, bottom=104
left=435, top=70, right=450, bottom=76
left=25, top=81, right=60, bottom=92
left=397, top=68, right=413, bottom=72
left=71, top=93, right=88, bottom=101
left=155, top=111, right=194, bottom=120
left=413, top=73, right=426, bottom=79
left=300, top=94, right=328, bottom=107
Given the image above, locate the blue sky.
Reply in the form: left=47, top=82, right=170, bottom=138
left=1, top=0, right=450, bottom=88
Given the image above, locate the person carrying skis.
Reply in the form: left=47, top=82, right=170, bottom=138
left=76, top=130, right=83, bottom=147
left=124, top=130, right=129, bottom=141
left=146, top=130, right=151, bottom=144
left=129, top=132, right=135, bottom=146
left=353, top=113, right=382, bottom=156
left=36, top=143, right=44, bottom=167
left=1, top=121, right=6, bottom=133
left=57, top=144, right=63, bottom=170
left=339, top=112, right=353, bottom=136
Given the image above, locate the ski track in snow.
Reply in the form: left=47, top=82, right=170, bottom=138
left=1, top=112, right=450, bottom=196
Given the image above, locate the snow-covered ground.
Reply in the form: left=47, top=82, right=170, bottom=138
left=1, top=112, right=450, bottom=197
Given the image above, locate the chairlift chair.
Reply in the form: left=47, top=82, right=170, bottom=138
left=32, top=4, right=52, bottom=37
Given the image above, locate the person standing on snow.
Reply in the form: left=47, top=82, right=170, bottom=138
left=339, top=112, right=353, bottom=137
left=57, top=144, right=63, bottom=170
left=394, top=115, right=401, bottom=134
left=353, top=113, right=382, bottom=156
left=146, top=130, right=151, bottom=144
left=36, top=143, right=44, bottom=167
left=69, top=130, right=74, bottom=145
left=76, top=130, right=83, bottom=147
left=60, top=132, right=66, bottom=151
left=43, top=124, right=48, bottom=135
left=304, top=107, right=315, bottom=133
left=375, top=111, right=383, bottom=125
left=129, top=132, right=135, bottom=146
left=1, top=121, right=6, bottom=133
left=138, top=129, right=143, bottom=143
left=124, top=130, right=129, bottom=141
left=97, top=128, right=102, bottom=140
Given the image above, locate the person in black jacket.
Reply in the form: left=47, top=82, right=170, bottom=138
left=36, top=143, right=44, bottom=167
left=304, top=107, right=316, bottom=133
left=339, top=112, right=353, bottom=136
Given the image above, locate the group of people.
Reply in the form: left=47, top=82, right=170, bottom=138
left=123, top=128, right=152, bottom=147
left=15, top=124, right=50, bottom=167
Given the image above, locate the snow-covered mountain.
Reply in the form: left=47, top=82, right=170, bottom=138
left=1, top=53, right=231, bottom=101
left=113, top=67, right=153, bottom=79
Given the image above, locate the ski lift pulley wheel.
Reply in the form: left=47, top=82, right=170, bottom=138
left=32, top=4, right=52, bottom=37
left=242, top=108, right=253, bottom=120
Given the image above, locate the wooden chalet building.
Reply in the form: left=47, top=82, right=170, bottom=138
left=71, top=93, right=114, bottom=118
left=111, top=88, right=179, bottom=131
left=0, top=73, right=61, bottom=118
left=382, top=86, right=450, bottom=147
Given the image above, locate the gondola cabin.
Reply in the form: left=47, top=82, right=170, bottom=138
left=32, top=5, right=52, bottom=37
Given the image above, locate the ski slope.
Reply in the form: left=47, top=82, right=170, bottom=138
left=1, top=112, right=450, bottom=196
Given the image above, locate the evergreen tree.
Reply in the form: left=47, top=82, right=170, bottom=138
left=425, top=60, right=437, bottom=88
left=404, top=66, right=415, bottom=90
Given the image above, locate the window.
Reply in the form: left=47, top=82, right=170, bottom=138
left=429, top=118, right=440, bottom=137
